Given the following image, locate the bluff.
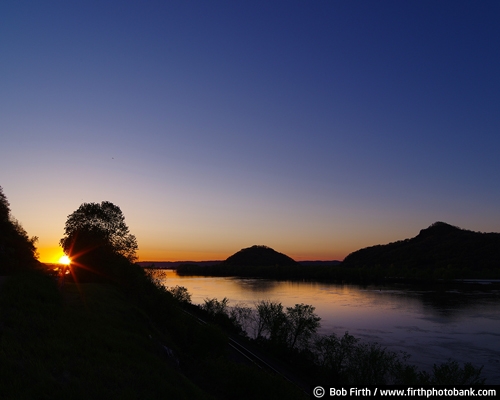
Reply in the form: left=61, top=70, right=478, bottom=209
left=341, top=222, right=500, bottom=273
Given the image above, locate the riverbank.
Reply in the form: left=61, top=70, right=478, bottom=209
left=154, top=269, right=500, bottom=383
left=174, top=262, right=500, bottom=287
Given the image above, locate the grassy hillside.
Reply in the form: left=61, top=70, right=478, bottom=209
left=0, top=271, right=210, bottom=399
left=0, top=270, right=305, bottom=399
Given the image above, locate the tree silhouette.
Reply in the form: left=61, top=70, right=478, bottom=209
left=0, top=186, right=10, bottom=221
left=286, top=303, right=321, bottom=350
left=0, top=186, right=39, bottom=273
left=255, top=300, right=288, bottom=344
left=60, top=201, right=138, bottom=262
left=59, top=202, right=138, bottom=282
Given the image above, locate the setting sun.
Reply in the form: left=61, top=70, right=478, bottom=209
left=59, top=255, right=71, bottom=265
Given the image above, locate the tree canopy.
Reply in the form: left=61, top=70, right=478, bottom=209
left=341, top=221, right=500, bottom=274
left=0, top=186, right=39, bottom=273
left=0, top=186, right=10, bottom=222
left=60, top=201, right=138, bottom=263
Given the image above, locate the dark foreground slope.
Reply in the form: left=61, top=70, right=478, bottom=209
left=342, top=222, right=500, bottom=277
left=0, top=270, right=305, bottom=400
left=0, top=271, right=208, bottom=399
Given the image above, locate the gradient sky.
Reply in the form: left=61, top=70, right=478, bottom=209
left=1, top=1, right=499, bottom=263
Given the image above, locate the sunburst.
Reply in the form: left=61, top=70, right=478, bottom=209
left=58, top=255, right=71, bottom=265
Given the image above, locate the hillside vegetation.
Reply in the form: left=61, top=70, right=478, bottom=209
left=178, top=223, right=500, bottom=282
left=0, top=186, right=39, bottom=274
left=0, top=188, right=305, bottom=399
left=0, top=268, right=307, bottom=399
left=0, top=183, right=489, bottom=392
left=342, top=222, right=500, bottom=278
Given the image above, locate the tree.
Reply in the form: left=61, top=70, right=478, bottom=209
left=255, top=300, right=288, bottom=344
left=167, top=285, right=192, bottom=304
left=285, top=303, right=321, bottom=350
left=0, top=186, right=39, bottom=273
left=60, top=201, right=138, bottom=264
left=0, top=185, right=10, bottom=222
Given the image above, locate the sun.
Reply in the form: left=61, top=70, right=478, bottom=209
left=58, top=255, right=71, bottom=265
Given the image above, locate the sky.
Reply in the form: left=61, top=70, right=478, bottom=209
left=1, top=1, right=499, bottom=263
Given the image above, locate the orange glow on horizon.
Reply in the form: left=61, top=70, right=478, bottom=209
left=38, top=247, right=68, bottom=264
left=38, top=246, right=346, bottom=264
left=137, top=249, right=346, bottom=263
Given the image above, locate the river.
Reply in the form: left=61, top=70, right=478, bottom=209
left=156, top=270, right=500, bottom=383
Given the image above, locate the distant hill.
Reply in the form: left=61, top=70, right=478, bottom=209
left=177, top=225, right=500, bottom=281
left=223, top=245, right=298, bottom=267
left=342, top=222, right=500, bottom=273
left=176, top=245, right=301, bottom=277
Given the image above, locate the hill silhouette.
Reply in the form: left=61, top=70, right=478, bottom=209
left=177, top=223, right=500, bottom=281
left=341, top=222, right=500, bottom=274
left=224, top=245, right=298, bottom=267
left=176, top=245, right=301, bottom=278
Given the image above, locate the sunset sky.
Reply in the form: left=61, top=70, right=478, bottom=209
left=1, top=1, right=499, bottom=263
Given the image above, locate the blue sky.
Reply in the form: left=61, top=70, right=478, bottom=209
left=1, top=1, right=499, bottom=262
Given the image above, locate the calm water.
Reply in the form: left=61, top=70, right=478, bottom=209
left=158, top=270, right=500, bottom=383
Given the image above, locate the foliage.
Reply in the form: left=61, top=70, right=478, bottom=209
left=0, top=270, right=211, bottom=399
left=228, top=304, right=256, bottom=337
left=286, top=303, right=321, bottom=349
left=342, top=222, right=500, bottom=275
left=143, top=267, right=168, bottom=288
left=59, top=201, right=138, bottom=282
left=0, top=185, right=10, bottom=221
left=201, top=297, right=243, bottom=334
left=424, top=360, right=485, bottom=385
left=1, top=267, right=483, bottom=398
left=203, top=297, right=230, bottom=316
left=314, top=331, right=359, bottom=373
left=119, top=272, right=305, bottom=398
left=60, top=201, right=138, bottom=263
left=255, top=300, right=288, bottom=344
left=312, top=332, right=417, bottom=384
left=178, top=222, right=500, bottom=282
left=192, top=295, right=486, bottom=386
left=166, top=285, right=192, bottom=304
left=0, top=186, right=39, bottom=274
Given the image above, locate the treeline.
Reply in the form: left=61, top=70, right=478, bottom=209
left=177, top=222, right=500, bottom=282
left=0, top=189, right=307, bottom=399
left=342, top=222, right=500, bottom=274
left=165, top=286, right=486, bottom=385
left=176, top=261, right=500, bottom=282
left=0, top=186, right=39, bottom=274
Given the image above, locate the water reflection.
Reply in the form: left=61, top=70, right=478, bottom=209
left=231, top=278, right=280, bottom=292
left=155, top=270, right=500, bottom=383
